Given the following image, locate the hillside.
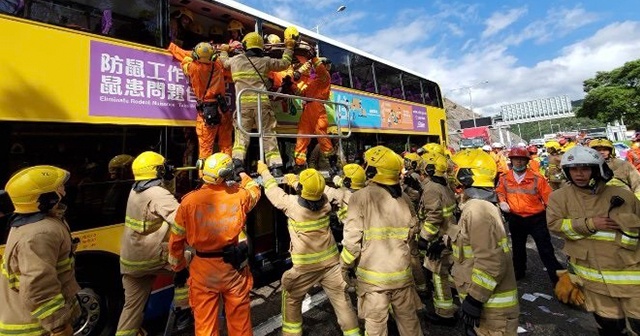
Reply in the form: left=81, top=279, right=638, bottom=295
left=445, top=98, right=524, bottom=149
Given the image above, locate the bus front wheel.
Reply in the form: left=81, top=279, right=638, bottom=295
left=75, top=253, right=123, bottom=336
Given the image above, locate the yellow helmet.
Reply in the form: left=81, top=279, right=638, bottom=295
left=451, top=149, right=497, bottom=188
left=298, top=168, right=325, bottom=201
left=242, top=32, right=264, bottom=51
left=418, top=143, right=445, bottom=157
left=108, top=154, right=134, bottom=175
left=174, top=8, right=194, bottom=22
left=403, top=152, right=422, bottom=171
left=364, top=146, right=403, bottom=185
left=209, top=25, right=223, bottom=36
left=589, top=138, right=614, bottom=157
left=342, top=164, right=365, bottom=190
left=421, top=152, right=448, bottom=177
left=227, top=19, right=244, bottom=32
left=284, top=26, right=300, bottom=40
left=132, top=151, right=165, bottom=181
left=545, top=140, right=561, bottom=153
left=5, top=165, right=70, bottom=213
left=202, top=153, right=234, bottom=184
left=192, top=42, right=216, bottom=62
left=265, top=34, right=281, bottom=44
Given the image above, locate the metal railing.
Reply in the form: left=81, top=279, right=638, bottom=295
left=235, top=88, right=352, bottom=164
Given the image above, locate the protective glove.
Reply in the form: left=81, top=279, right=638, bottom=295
left=555, top=270, right=585, bottom=306
left=284, top=173, right=298, bottom=187
left=426, top=236, right=447, bottom=261
left=460, top=295, right=483, bottom=330
left=174, top=268, right=189, bottom=287
left=50, top=324, right=73, bottom=336
left=499, top=202, right=510, bottom=213
left=284, top=38, right=296, bottom=50
left=297, top=61, right=312, bottom=75
left=417, top=237, right=429, bottom=251
left=341, top=266, right=357, bottom=288
left=257, top=160, right=269, bottom=175
left=219, top=44, right=230, bottom=52
left=404, top=175, right=422, bottom=191
left=416, top=147, right=426, bottom=155
left=333, top=175, right=343, bottom=187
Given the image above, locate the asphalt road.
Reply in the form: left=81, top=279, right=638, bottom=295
left=157, top=234, right=600, bottom=335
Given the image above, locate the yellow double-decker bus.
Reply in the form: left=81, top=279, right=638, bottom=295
left=0, top=0, right=446, bottom=334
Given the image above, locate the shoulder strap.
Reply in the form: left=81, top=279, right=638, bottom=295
left=199, top=64, right=216, bottom=103
left=244, top=54, right=270, bottom=89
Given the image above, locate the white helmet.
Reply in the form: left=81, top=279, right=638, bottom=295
left=561, top=146, right=612, bottom=183
left=481, top=145, right=492, bottom=152
left=491, top=142, right=504, bottom=149
left=517, top=142, right=526, bottom=148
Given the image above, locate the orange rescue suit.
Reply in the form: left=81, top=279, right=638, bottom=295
left=496, top=169, right=553, bottom=217
left=294, top=58, right=332, bottom=165
left=169, top=43, right=233, bottom=159
left=168, top=175, right=261, bottom=336
left=627, top=148, right=640, bottom=172
left=529, top=155, right=541, bottom=173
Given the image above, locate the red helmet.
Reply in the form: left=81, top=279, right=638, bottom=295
left=526, top=145, right=538, bottom=154
left=559, top=138, right=567, bottom=146
left=508, top=147, right=530, bottom=159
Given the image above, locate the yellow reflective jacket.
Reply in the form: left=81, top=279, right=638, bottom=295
left=547, top=182, right=640, bottom=297
left=451, top=198, right=519, bottom=314
left=262, top=171, right=341, bottom=272
left=341, top=183, right=419, bottom=292
left=120, top=184, right=178, bottom=275
left=0, top=215, right=81, bottom=335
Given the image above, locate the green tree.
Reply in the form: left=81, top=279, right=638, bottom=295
left=576, top=59, right=640, bottom=129
left=516, top=117, right=605, bottom=142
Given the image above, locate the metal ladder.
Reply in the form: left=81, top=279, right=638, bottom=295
left=234, top=88, right=352, bottom=182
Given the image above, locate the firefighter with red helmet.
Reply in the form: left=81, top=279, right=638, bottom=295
left=627, top=134, right=640, bottom=173
left=496, top=148, right=564, bottom=286
left=527, top=145, right=541, bottom=173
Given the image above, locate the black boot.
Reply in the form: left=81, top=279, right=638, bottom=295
left=593, top=314, right=626, bottom=336
left=270, top=164, right=284, bottom=178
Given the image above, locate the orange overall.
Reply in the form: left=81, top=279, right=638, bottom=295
left=169, top=43, right=232, bottom=159
left=168, top=175, right=261, bottom=336
left=294, top=58, right=332, bottom=166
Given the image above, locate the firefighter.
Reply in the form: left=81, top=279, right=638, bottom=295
left=180, top=42, right=232, bottom=165
left=490, top=142, right=509, bottom=176
left=293, top=57, right=337, bottom=170
left=104, top=154, right=134, bottom=222
left=259, top=164, right=359, bottom=336
left=227, top=19, right=245, bottom=49
left=168, top=153, right=261, bottom=336
left=546, top=146, right=640, bottom=336
left=526, top=145, right=541, bottom=173
left=417, top=142, right=457, bottom=191
left=0, top=166, right=81, bottom=336
left=116, top=151, right=187, bottom=336
left=341, top=145, right=423, bottom=336
left=545, top=140, right=565, bottom=190
left=626, top=134, right=640, bottom=172
left=416, top=152, right=459, bottom=326
left=402, top=152, right=424, bottom=205
left=0, top=189, right=13, bottom=218
left=450, top=149, right=519, bottom=336
left=589, top=138, right=640, bottom=199
left=331, top=163, right=366, bottom=223
left=219, top=29, right=296, bottom=177
left=496, top=147, right=564, bottom=285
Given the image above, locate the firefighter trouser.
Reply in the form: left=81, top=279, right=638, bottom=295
left=294, top=102, right=332, bottom=165
left=189, top=258, right=253, bottom=336
left=232, top=102, right=282, bottom=166
left=116, top=274, right=156, bottom=336
left=281, top=264, right=359, bottom=336
left=424, top=250, right=456, bottom=318
left=196, top=112, right=233, bottom=160
left=357, top=286, right=423, bottom=336
left=506, top=212, right=563, bottom=284
left=584, top=289, right=640, bottom=335
left=410, top=250, right=427, bottom=295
